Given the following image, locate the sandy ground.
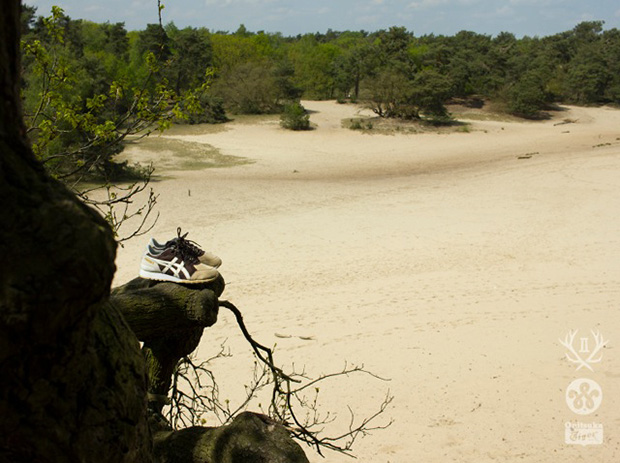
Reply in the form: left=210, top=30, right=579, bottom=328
left=116, top=101, right=620, bottom=462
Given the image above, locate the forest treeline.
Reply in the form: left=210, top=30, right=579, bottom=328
left=21, top=5, right=620, bottom=175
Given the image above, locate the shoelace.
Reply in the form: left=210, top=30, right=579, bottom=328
left=167, top=227, right=204, bottom=263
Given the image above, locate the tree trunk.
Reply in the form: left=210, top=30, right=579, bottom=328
left=110, top=277, right=224, bottom=341
left=0, top=3, right=152, bottom=462
left=0, top=4, right=309, bottom=462
left=153, top=412, right=308, bottom=463
left=110, top=277, right=224, bottom=413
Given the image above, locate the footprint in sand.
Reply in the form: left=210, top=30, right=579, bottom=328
left=274, top=333, right=316, bottom=341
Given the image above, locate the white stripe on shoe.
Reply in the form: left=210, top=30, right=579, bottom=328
left=141, top=255, right=192, bottom=281
left=159, top=256, right=191, bottom=280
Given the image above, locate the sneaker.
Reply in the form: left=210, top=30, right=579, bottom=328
left=149, top=228, right=222, bottom=268
left=139, top=246, right=220, bottom=284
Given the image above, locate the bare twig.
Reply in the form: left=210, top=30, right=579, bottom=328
left=76, top=165, right=159, bottom=243
left=217, top=299, right=393, bottom=457
left=164, top=299, right=392, bottom=456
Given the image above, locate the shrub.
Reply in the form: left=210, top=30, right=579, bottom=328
left=176, top=95, right=229, bottom=124
left=349, top=119, right=363, bottom=130
left=280, top=102, right=310, bottom=130
left=212, top=61, right=302, bottom=115
left=507, top=72, right=548, bottom=119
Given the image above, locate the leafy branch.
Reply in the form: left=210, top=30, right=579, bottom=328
left=21, top=6, right=214, bottom=242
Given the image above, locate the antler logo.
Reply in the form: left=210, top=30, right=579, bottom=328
left=559, top=330, right=608, bottom=372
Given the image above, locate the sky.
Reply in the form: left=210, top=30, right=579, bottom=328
left=26, top=0, right=620, bottom=37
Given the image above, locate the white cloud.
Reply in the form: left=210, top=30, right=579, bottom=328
left=495, top=6, right=514, bottom=17
left=471, top=4, right=516, bottom=21
left=408, top=0, right=448, bottom=10
left=508, top=0, right=566, bottom=5
left=356, top=14, right=381, bottom=25
left=131, top=0, right=153, bottom=7
left=204, top=0, right=279, bottom=5
left=578, top=12, right=595, bottom=21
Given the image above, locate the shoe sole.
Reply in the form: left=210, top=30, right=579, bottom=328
left=139, top=269, right=218, bottom=284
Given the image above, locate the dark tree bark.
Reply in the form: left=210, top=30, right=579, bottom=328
left=110, top=277, right=224, bottom=412
left=111, top=277, right=224, bottom=341
left=0, top=4, right=309, bottom=462
left=153, top=412, right=309, bottom=463
left=0, top=3, right=151, bottom=462
left=109, top=278, right=309, bottom=463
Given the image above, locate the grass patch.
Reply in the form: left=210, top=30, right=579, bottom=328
left=447, top=100, right=525, bottom=123
left=343, top=116, right=471, bottom=135
left=226, top=113, right=280, bottom=125
left=163, top=122, right=229, bottom=136
left=448, top=108, right=523, bottom=122
left=343, top=117, right=421, bottom=134
left=346, top=117, right=376, bottom=131
left=121, top=136, right=253, bottom=172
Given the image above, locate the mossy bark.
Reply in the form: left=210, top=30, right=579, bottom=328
left=0, top=3, right=151, bottom=462
left=111, top=277, right=224, bottom=412
left=0, top=4, right=309, bottom=461
left=153, top=412, right=309, bottom=463
left=110, top=277, right=224, bottom=341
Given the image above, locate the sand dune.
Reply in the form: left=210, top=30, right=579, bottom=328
left=116, top=101, right=620, bottom=462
